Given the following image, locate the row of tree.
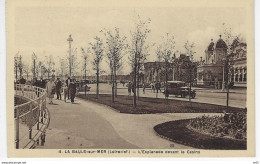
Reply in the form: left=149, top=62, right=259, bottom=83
left=15, top=15, right=197, bottom=109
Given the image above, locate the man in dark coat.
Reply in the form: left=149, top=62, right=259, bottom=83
left=66, top=77, right=71, bottom=99
left=56, top=78, right=62, bottom=100
left=69, top=79, right=77, bottom=103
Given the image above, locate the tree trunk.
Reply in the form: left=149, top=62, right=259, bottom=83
left=165, top=61, right=168, bottom=104
left=111, top=68, right=114, bottom=102
left=133, top=53, right=137, bottom=109
left=114, top=67, right=117, bottom=97
left=84, top=65, right=87, bottom=96
left=137, top=72, right=140, bottom=98
left=96, top=69, right=99, bottom=98
left=15, top=67, right=18, bottom=82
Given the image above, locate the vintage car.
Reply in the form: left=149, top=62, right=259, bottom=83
left=163, top=81, right=196, bottom=98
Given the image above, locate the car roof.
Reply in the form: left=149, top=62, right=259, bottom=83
left=168, top=81, right=185, bottom=83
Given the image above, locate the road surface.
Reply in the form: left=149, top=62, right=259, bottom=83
left=83, top=83, right=246, bottom=108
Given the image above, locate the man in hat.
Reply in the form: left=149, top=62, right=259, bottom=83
left=55, top=77, right=62, bottom=100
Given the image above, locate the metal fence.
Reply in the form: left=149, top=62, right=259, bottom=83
left=14, top=84, right=50, bottom=149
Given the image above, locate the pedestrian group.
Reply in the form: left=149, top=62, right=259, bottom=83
left=17, top=75, right=78, bottom=104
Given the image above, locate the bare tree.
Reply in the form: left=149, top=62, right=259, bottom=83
left=222, top=23, right=239, bottom=108
left=81, top=48, right=88, bottom=96
left=184, top=40, right=196, bottom=102
left=14, top=52, right=19, bottom=82
left=156, top=33, right=175, bottom=101
left=44, top=55, right=55, bottom=79
left=31, top=52, right=38, bottom=80
left=37, top=61, right=44, bottom=78
left=102, top=27, right=127, bottom=102
left=59, top=57, right=66, bottom=80
left=128, top=15, right=151, bottom=109
left=66, top=48, right=79, bottom=78
left=89, top=36, right=104, bottom=98
left=184, top=40, right=195, bottom=62
left=18, top=55, right=23, bottom=79
left=81, top=48, right=88, bottom=82
left=23, top=63, right=30, bottom=80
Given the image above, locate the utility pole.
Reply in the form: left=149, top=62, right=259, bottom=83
left=67, top=34, right=73, bottom=77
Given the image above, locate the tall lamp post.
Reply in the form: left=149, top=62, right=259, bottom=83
left=67, top=34, right=73, bottom=77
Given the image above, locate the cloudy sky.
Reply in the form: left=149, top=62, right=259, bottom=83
left=15, top=6, right=247, bottom=75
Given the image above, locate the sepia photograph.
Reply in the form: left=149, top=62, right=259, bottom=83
left=6, top=0, right=255, bottom=158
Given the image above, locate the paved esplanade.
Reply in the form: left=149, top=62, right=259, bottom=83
left=36, top=97, right=219, bottom=149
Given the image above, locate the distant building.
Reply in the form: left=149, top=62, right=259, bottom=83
left=197, top=35, right=247, bottom=88
left=197, top=35, right=227, bottom=87
left=143, top=54, right=197, bottom=84
left=143, top=62, right=174, bottom=83
left=172, top=54, right=197, bottom=83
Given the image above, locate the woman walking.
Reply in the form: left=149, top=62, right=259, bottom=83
left=46, top=75, right=56, bottom=104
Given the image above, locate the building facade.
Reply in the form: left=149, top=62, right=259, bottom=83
left=143, top=54, right=196, bottom=84
left=228, top=38, right=247, bottom=87
left=143, top=62, right=174, bottom=83
left=197, top=35, right=247, bottom=88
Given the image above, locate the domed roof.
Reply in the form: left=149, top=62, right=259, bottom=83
left=215, top=35, right=227, bottom=49
left=207, top=39, right=214, bottom=51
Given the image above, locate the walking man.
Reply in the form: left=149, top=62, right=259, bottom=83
left=56, top=78, right=62, bottom=100
left=69, top=79, right=77, bottom=104
left=66, top=77, right=71, bottom=99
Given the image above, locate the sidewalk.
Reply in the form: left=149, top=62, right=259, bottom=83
left=36, top=96, right=221, bottom=149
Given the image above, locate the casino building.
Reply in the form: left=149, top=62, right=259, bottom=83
left=228, top=38, right=247, bottom=87
left=197, top=35, right=247, bottom=88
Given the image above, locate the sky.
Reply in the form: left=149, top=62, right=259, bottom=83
left=14, top=6, right=247, bottom=75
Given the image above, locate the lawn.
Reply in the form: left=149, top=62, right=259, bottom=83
left=77, top=94, right=246, bottom=114
left=154, top=119, right=246, bottom=150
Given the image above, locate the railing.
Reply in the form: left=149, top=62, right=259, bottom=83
left=14, top=84, right=50, bottom=149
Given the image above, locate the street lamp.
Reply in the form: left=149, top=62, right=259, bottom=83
left=67, top=34, right=73, bottom=77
